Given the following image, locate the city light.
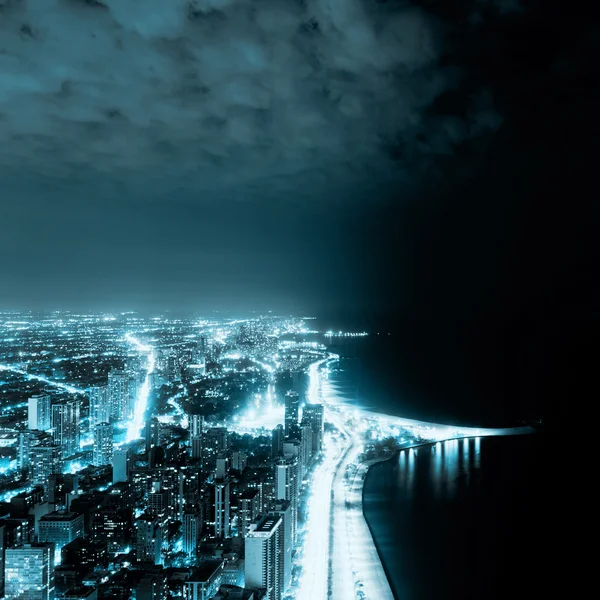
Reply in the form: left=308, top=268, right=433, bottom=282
left=125, top=334, right=156, bottom=442
left=0, top=311, right=534, bottom=600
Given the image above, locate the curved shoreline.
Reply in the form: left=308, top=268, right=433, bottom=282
left=358, top=431, right=537, bottom=599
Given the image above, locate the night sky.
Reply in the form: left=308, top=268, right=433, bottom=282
left=1, top=0, right=596, bottom=423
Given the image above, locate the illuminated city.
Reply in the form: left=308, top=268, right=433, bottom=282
left=0, top=0, right=568, bottom=596
left=0, top=312, right=531, bottom=599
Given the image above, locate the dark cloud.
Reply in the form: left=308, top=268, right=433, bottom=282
left=0, top=0, right=501, bottom=199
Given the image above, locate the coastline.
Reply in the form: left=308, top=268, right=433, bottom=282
left=358, top=431, right=538, bottom=600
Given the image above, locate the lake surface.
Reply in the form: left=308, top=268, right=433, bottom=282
left=321, top=341, right=545, bottom=600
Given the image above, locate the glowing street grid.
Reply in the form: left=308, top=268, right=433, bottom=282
left=0, top=311, right=533, bottom=598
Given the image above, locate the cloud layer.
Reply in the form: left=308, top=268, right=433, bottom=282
left=0, top=0, right=500, bottom=199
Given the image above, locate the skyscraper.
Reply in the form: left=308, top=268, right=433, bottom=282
left=203, top=427, right=229, bottom=472
left=275, top=457, right=299, bottom=545
left=92, top=423, right=113, bottom=467
left=88, top=386, right=109, bottom=426
left=188, top=414, right=203, bottom=460
left=4, top=543, right=55, bottom=600
left=182, top=510, right=202, bottom=556
left=135, top=515, right=162, bottom=565
left=284, top=391, right=299, bottom=438
left=245, top=515, right=282, bottom=600
left=30, top=435, right=61, bottom=486
left=145, top=416, right=160, bottom=454
left=108, top=370, right=129, bottom=421
left=271, top=424, right=284, bottom=458
left=302, top=403, right=324, bottom=454
left=211, top=479, right=230, bottom=538
left=51, top=400, right=80, bottom=458
left=28, top=394, right=51, bottom=431
left=269, top=501, right=293, bottom=595
left=113, top=448, right=133, bottom=483
left=239, top=489, right=260, bottom=538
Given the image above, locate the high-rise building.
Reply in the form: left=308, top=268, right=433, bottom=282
left=92, top=423, right=113, bottom=467
left=283, top=439, right=303, bottom=482
left=188, top=414, right=203, bottom=460
left=182, top=510, right=202, bottom=556
left=145, top=416, right=160, bottom=454
left=300, top=421, right=313, bottom=470
left=135, top=515, right=162, bottom=565
left=231, top=451, right=247, bottom=472
left=275, top=457, right=299, bottom=545
left=88, top=386, right=109, bottom=426
left=30, top=435, right=61, bottom=486
left=51, top=401, right=80, bottom=458
left=211, top=479, right=230, bottom=538
left=91, top=506, right=131, bottom=553
left=284, top=391, right=299, bottom=438
left=203, top=427, right=229, bottom=472
left=113, top=448, right=133, bottom=483
left=4, top=543, right=55, bottom=600
left=28, top=394, right=51, bottom=431
left=245, top=515, right=282, bottom=600
left=302, top=403, right=324, bottom=454
left=269, top=501, right=293, bottom=595
left=108, top=370, right=129, bottom=421
left=215, top=456, right=229, bottom=479
left=239, top=489, right=260, bottom=538
left=38, top=511, right=84, bottom=552
left=271, top=424, right=284, bottom=457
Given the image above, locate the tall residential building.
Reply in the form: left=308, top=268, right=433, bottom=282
left=92, top=423, right=113, bottom=467
left=269, top=501, right=293, bottom=595
left=182, top=510, right=202, bottom=556
left=113, top=448, right=133, bottom=483
left=188, top=414, right=204, bottom=460
left=135, top=515, right=162, bottom=565
left=28, top=394, right=51, bottom=431
left=271, top=424, right=284, bottom=457
left=108, top=370, right=129, bottom=421
left=145, top=416, right=160, bottom=454
left=283, top=439, right=303, bottom=482
left=211, top=479, right=230, bottom=538
left=30, top=435, right=61, bottom=486
left=4, top=543, right=55, bottom=600
left=245, top=515, right=282, bottom=600
left=300, top=421, right=313, bottom=470
left=275, top=457, right=299, bottom=545
left=88, top=386, right=109, bottom=426
left=91, top=506, right=131, bottom=553
left=51, top=401, right=80, bottom=458
left=302, top=403, right=324, bottom=454
left=38, top=511, right=84, bottom=552
left=284, top=391, right=299, bottom=438
left=239, top=489, right=260, bottom=538
left=231, top=451, right=247, bottom=472
left=203, top=427, right=229, bottom=471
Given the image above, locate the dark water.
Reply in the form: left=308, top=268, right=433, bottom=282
left=324, top=341, right=546, bottom=600
left=363, top=435, right=545, bottom=600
